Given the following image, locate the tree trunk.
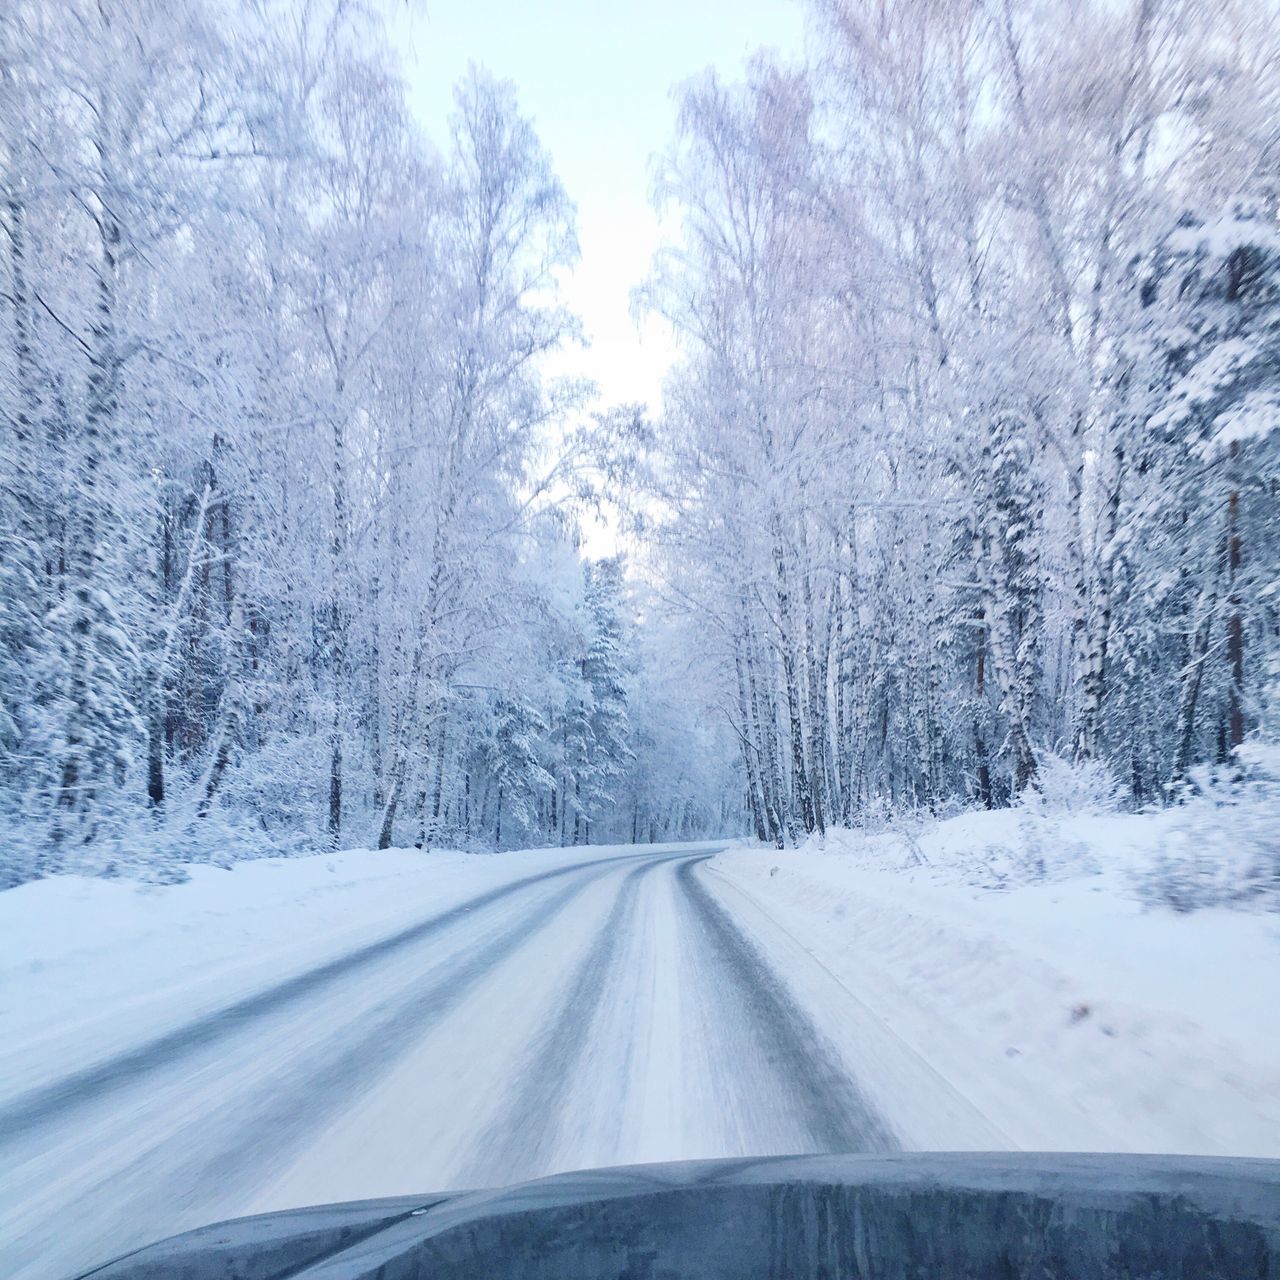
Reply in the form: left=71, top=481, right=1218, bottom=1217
left=800, top=561, right=828, bottom=837
left=774, top=538, right=816, bottom=833
left=976, top=521, right=1037, bottom=792
left=1076, top=446, right=1124, bottom=760
left=1176, top=605, right=1215, bottom=777
left=1225, top=441, right=1245, bottom=755
left=147, top=693, right=166, bottom=810
left=734, top=645, right=769, bottom=843
left=974, top=631, right=993, bottom=810
left=745, top=614, right=785, bottom=847
left=377, top=767, right=405, bottom=851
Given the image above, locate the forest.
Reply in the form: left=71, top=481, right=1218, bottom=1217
left=626, top=0, right=1280, bottom=847
left=2, top=0, right=1279, bottom=881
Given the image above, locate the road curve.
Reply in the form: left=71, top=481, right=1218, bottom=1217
left=0, top=845, right=896, bottom=1280
left=0, top=847, right=677, bottom=1142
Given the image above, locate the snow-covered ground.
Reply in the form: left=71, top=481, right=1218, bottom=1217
left=7, top=840, right=863, bottom=1280
left=1, top=813, right=1277, bottom=1280
left=710, top=808, right=1280, bottom=1158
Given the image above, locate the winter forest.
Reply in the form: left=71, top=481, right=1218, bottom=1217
left=2, top=0, right=1279, bottom=883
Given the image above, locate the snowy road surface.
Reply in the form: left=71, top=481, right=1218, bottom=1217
left=0, top=844, right=955, bottom=1280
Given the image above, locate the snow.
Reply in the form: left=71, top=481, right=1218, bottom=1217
left=710, top=808, right=1280, bottom=1157
left=1205, top=386, right=1280, bottom=450
left=0, top=841, right=735, bottom=1280
left=1148, top=336, right=1258, bottom=435
left=3, top=818, right=1279, bottom=1280
left=1165, top=206, right=1280, bottom=259
left=0, top=844, right=603, bottom=1102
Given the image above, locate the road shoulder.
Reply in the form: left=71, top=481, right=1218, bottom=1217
left=707, top=842, right=1280, bottom=1157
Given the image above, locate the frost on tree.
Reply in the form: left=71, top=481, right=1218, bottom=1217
left=1, top=0, right=1279, bottom=879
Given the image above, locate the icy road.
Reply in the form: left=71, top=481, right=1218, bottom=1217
left=0, top=844, right=1003, bottom=1280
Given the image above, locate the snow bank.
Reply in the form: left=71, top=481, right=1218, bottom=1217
left=711, top=806, right=1280, bottom=1157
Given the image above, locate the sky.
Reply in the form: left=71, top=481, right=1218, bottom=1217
left=389, top=0, right=807, bottom=417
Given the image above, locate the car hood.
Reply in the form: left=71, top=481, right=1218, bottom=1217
left=80, top=1151, right=1280, bottom=1279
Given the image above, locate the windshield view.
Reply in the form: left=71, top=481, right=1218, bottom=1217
left=1, top=1, right=1279, bottom=1277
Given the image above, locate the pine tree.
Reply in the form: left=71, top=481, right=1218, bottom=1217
left=484, top=695, right=554, bottom=847
left=557, top=557, right=635, bottom=844
left=977, top=414, right=1045, bottom=792
left=1116, top=202, right=1280, bottom=779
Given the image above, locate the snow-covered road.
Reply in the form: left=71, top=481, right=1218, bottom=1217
left=0, top=845, right=918, bottom=1280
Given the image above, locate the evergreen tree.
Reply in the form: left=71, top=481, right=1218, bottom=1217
left=1115, top=202, right=1280, bottom=780
left=579, top=557, right=633, bottom=839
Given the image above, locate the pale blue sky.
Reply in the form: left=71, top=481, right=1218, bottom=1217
left=389, top=1, right=807, bottom=413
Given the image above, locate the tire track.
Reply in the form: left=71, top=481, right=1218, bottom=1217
left=0, top=849, right=666, bottom=1144
left=461, top=853, right=675, bottom=1179
left=1, top=852, right=681, bottom=1280
left=675, top=858, right=897, bottom=1154
left=168, top=854, right=702, bottom=1202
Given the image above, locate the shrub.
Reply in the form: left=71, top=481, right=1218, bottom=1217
left=1135, top=762, right=1280, bottom=912
left=1020, top=750, right=1125, bottom=817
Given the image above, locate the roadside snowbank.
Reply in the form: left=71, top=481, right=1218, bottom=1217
left=711, top=808, right=1280, bottom=1156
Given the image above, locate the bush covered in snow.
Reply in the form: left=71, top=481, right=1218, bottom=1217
left=960, top=813, right=1099, bottom=891
left=1135, top=681, right=1280, bottom=913
left=1135, top=756, right=1280, bottom=913
left=1020, top=750, right=1126, bottom=817
left=947, top=752, right=1121, bottom=890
